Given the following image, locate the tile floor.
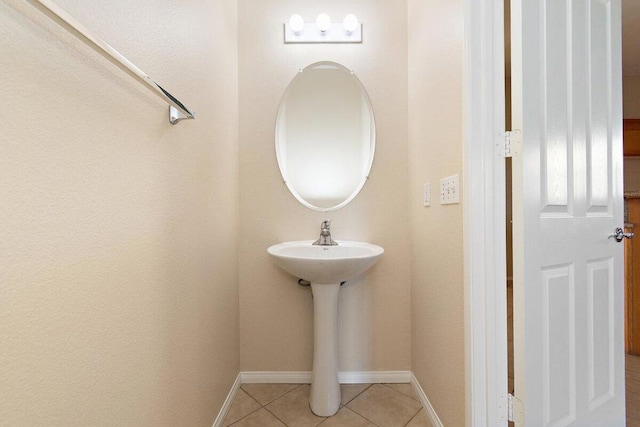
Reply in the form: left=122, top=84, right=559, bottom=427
left=223, top=383, right=432, bottom=427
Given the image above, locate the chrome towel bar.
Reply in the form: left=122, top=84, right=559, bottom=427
left=25, top=0, right=195, bottom=125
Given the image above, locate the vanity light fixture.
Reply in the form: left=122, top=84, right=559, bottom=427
left=284, top=14, right=362, bottom=43
left=343, top=14, right=359, bottom=35
left=289, top=14, right=305, bottom=35
left=315, top=13, right=331, bottom=33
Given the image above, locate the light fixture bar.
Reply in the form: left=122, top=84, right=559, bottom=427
left=284, top=16, right=362, bottom=44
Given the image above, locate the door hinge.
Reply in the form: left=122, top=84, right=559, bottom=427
left=508, top=393, right=524, bottom=425
left=501, top=130, right=521, bottom=158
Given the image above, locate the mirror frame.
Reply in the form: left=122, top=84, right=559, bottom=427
left=274, top=61, right=376, bottom=212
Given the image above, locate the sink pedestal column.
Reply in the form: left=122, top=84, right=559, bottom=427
left=309, top=283, right=341, bottom=416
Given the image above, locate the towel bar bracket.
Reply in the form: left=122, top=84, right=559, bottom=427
left=169, top=106, right=195, bottom=125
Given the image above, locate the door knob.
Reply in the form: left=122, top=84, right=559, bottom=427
left=610, top=227, right=634, bottom=243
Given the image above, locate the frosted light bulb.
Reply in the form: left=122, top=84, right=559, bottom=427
left=289, top=14, right=304, bottom=35
left=343, top=14, right=359, bottom=34
left=316, top=13, right=331, bottom=33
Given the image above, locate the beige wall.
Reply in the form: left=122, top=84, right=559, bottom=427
left=624, top=76, right=640, bottom=192
left=624, top=75, right=640, bottom=119
left=0, top=0, right=239, bottom=425
left=238, top=0, right=411, bottom=372
left=625, top=158, right=640, bottom=192
left=408, top=1, right=465, bottom=426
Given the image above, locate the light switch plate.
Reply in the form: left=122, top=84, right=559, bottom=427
left=424, top=182, right=431, bottom=207
left=440, top=174, right=460, bottom=205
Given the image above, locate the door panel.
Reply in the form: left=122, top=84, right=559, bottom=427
left=542, top=0, right=570, bottom=214
left=511, top=0, right=624, bottom=425
left=542, top=264, right=576, bottom=425
left=587, top=258, right=615, bottom=409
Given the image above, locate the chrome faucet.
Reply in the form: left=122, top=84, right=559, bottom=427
left=313, top=220, right=338, bottom=246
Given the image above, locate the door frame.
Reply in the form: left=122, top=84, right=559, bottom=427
left=463, top=0, right=509, bottom=425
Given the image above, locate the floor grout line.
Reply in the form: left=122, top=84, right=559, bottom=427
left=262, top=404, right=300, bottom=427
left=242, top=383, right=304, bottom=407
left=380, top=383, right=421, bottom=402
left=225, top=389, right=264, bottom=426
left=402, top=408, right=423, bottom=427
left=342, top=383, right=373, bottom=407
left=227, top=405, right=262, bottom=427
left=378, top=383, right=420, bottom=403
left=343, top=406, right=383, bottom=427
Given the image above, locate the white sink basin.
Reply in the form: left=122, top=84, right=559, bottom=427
left=267, top=239, right=383, bottom=416
left=267, top=240, right=384, bottom=284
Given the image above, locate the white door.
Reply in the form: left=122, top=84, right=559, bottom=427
left=511, top=0, right=625, bottom=426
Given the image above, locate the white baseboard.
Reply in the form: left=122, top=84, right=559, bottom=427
left=340, top=370, right=413, bottom=384
left=211, top=373, right=242, bottom=427
left=241, top=371, right=311, bottom=384
left=411, top=373, right=444, bottom=427
left=241, top=370, right=413, bottom=384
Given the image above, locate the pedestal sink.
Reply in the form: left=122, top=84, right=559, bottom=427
left=267, top=240, right=384, bottom=416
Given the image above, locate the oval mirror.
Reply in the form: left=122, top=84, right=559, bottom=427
left=275, top=61, right=376, bottom=211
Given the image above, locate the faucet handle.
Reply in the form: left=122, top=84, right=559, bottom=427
left=321, top=219, right=331, bottom=229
